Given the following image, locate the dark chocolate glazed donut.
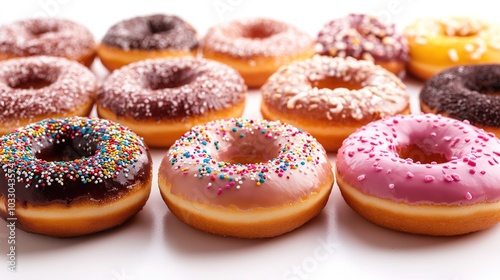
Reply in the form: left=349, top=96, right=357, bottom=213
left=420, top=65, right=500, bottom=130
left=0, top=117, right=152, bottom=206
left=101, top=14, right=198, bottom=51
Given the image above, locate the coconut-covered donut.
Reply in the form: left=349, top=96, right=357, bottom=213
left=98, top=14, right=199, bottom=71
left=420, top=64, right=500, bottom=136
left=201, top=17, right=314, bottom=87
left=316, top=14, right=409, bottom=75
left=261, top=55, right=409, bottom=151
left=0, top=56, right=97, bottom=135
left=0, top=117, right=152, bottom=237
left=336, top=114, right=500, bottom=236
left=97, top=57, right=246, bottom=148
left=0, top=18, right=96, bottom=67
left=158, top=118, right=334, bottom=238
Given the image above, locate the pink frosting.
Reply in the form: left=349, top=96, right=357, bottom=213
left=159, top=118, right=333, bottom=210
left=336, top=114, right=500, bottom=205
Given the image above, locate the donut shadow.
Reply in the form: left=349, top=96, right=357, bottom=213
left=334, top=198, right=490, bottom=250
left=162, top=209, right=329, bottom=255
left=9, top=207, right=154, bottom=255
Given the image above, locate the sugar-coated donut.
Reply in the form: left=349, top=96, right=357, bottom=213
left=201, top=17, right=314, bottom=87
left=0, top=117, right=152, bottom=237
left=404, top=17, right=500, bottom=80
left=0, top=56, right=97, bottom=136
left=158, top=118, right=334, bottom=238
left=98, top=14, right=199, bottom=71
left=420, top=64, right=500, bottom=136
left=336, top=114, right=500, bottom=236
left=97, top=57, right=246, bottom=148
left=261, top=55, right=409, bottom=152
left=316, top=14, right=409, bottom=76
left=0, top=18, right=96, bottom=67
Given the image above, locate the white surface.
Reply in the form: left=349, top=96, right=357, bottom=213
left=1, top=1, right=500, bottom=279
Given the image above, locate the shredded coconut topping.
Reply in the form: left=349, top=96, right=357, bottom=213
left=0, top=18, right=95, bottom=59
left=202, top=17, right=313, bottom=58
left=261, top=55, right=408, bottom=122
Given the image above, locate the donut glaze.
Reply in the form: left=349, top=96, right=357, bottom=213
left=97, top=57, right=246, bottom=147
left=158, top=118, right=333, bottom=238
left=0, top=18, right=96, bottom=67
left=420, top=64, right=500, bottom=136
left=98, top=14, right=198, bottom=71
left=201, top=17, right=314, bottom=87
left=336, top=114, right=500, bottom=235
left=0, top=117, right=152, bottom=237
left=316, top=14, right=409, bottom=75
left=404, top=17, right=500, bottom=80
left=0, top=56, right=97, bottom=135
left=261, top=55, right=409, bottom=151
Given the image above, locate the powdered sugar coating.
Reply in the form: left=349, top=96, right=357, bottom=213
left=202, top=17, right=313, bottom=58
left=101, top=14, right=198, bottom=51
left=0, top=56, right=97, bottom=126
left=316, top=14, right=409, bottom=62
left=261, top=55, right=408, bottom=123
left=97, top=57, right=246, bottom=120
left=0, top=18, right=95, bottom=60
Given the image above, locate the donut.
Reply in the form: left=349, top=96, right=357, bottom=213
left=98, top=14, right=199, bottom=71
left=201, top=17, right=314, bottom=88
left=404, top=17, right=500, bottom=80
left=97, top=57, right=246, bottom=148
left=0, top=18, right=96, bottom=67
left=0, top=117, right=152, bottom=237
left=261, top=55, right=409, bottom=152
left=420, top=64, right=500, bottom=136
left=0, top=56, right=97, bottom=136
left=316, top=14, right=409, bottom=76
left=158, top=118, right=334, bottom=238
left=336, top=114, right=500, bottom=236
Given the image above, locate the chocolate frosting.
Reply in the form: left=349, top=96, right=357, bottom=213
left=0, top=117, right=152, bottom=206
left=420, top=65, right=500, bottom=127
left=101, top=14, right=198, bottom=51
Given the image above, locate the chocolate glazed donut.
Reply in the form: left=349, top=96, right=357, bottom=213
left=420, top=64, right=500, bottom=136
left=98, top=14, right=199, bottom=71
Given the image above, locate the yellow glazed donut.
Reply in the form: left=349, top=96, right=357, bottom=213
left=404, top=17, right=500, bottom=80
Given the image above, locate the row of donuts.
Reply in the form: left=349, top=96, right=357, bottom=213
left=3, top=114, right=500, bottom=238
left=2, top=14, right=500, bottom=85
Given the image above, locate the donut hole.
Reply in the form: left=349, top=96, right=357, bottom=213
left=215, top=137, right=281, bottom=165
left=310, top=77, right=362, bottom=90
left=7, top=75, right=55, bottom=90
left=474, top=82, right=500, bottom=96
left=148, top=20, right=175, bottom=34
left=29, top=24, right=59, bottom=37
left=397, top=144, right=448, bottom=164
left=36, top=138, right=98, bottom=162
left=146, top=68, right=198, bottom=90
left=241, top=25, right=278, bottom=39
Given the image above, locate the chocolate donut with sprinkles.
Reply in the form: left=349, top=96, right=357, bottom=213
left=0, top=117, right=152, bottom=237
left=0, top=56, right=97, bottom=136
left=316, top=14, right=409, bottom=75
left=336, top=114, right=500, bottom=236
left=420, top=64, right=500, bottom=137
left=158, top=118, right=334, bottom=238
left=0, top=18, right=96, bottom=67
left=97, top=57, right=247, bottom=148
left=98, top=14, right=199, bottom=71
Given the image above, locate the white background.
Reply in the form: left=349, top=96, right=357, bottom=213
left=1, top=1, right=500, bottom=279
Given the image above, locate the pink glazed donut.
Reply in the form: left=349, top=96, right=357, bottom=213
left=336, top=114, right=500, bottom=236
left=158, top=118, right=334, bottom=238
